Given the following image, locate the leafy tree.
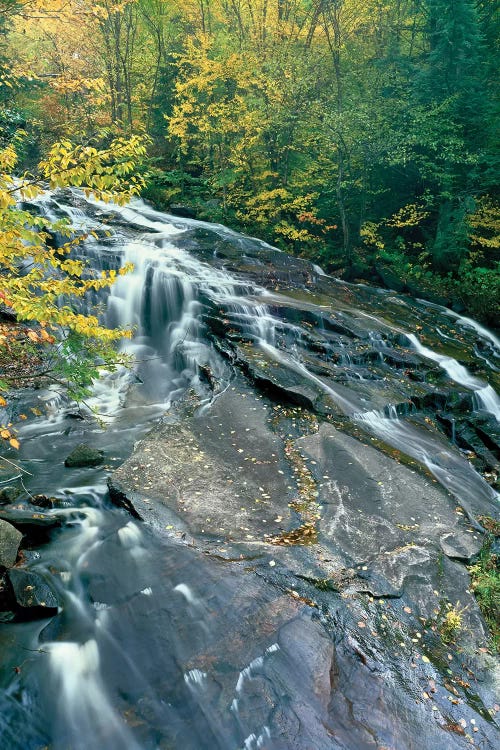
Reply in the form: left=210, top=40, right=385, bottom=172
left=0, top=131, right=148, bottom=430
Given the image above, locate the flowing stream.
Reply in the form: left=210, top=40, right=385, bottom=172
left=1, top=191, right=499, bottom=749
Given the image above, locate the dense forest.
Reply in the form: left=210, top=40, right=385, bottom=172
left=1, top=0, right=499, bottom=322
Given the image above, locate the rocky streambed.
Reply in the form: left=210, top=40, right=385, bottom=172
left=0, top=192, right=499, bottom=749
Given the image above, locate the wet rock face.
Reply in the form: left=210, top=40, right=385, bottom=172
left=105, top=216, right=500, bottom=748
left=0, top=508, right=62, bottom=536
left=27, top=191, right=497, bottom=748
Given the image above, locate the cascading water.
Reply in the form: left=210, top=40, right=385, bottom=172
left=1, top=189, right=499, bottom=750
left=407, top=333, right=500, bottom=422
left=22, top=188, right=500, bottom=514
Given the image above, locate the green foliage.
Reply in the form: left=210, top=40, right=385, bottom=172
left=0, top=129, right=147, bottom=436
left=51, top=332, right=131, bottom=403
left=468, top=535, right=500, bottom=652
left=0, top=0, right=498, bottom=322
left=436, top=601, right=466, bottom=643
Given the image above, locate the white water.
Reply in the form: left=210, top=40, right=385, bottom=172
left=450, top=312, right=500, bottom=352
left=34, top=190, right=500, bottom=512
left=47, top=639, right=142, bottom=750
left=407, top=333, right=500, bottom=422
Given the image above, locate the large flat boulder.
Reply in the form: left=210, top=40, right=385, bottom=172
left=110, top=380, right=295, bottom=543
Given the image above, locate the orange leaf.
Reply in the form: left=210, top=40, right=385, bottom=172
left=9, top=438, right=20, bottom=450
left=1, top=429, right=11, bottom=439
left=0, top=396, right=6, bottom=407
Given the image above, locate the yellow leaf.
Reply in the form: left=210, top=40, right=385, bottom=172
left=1, top=428, right=11, bottom=439
left=9, top=438, right=20, bottom=449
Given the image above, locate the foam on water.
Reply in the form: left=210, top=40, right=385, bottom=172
left=47, top=640, right=142, bottom=750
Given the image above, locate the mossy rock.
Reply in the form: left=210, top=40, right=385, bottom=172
left=64, top=443, right=104, bottom=468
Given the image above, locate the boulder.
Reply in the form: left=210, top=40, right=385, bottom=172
left=8, top=568, right=59, bottom=615
left=0, top=519, right=22, bottom=569
left=0, top=509, right=62, bottom=534
left=169, top=203, right=197, bottom=219
left=0, top=484, right=22, bottom=505
left=440, top=530, right=484, bottom=562
left=64, top=443, right=104, bottom=468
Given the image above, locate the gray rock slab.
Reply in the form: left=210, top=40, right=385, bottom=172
left=295, top=424, right=486, bottom=617
left=111, top=381, right=296, bottom=543
left=440, top=530, right=484, bottom=561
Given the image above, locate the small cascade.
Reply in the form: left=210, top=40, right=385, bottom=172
left=407, top=333, right=500, bottom=422
left=473, top=385, right=500, bottom=421
left=356, top=408, right=498, bottom=522
left=46, top=639, right=142, bottom=750
left=450, top=311, right=500, bottom=352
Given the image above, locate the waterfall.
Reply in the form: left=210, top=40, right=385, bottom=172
left=3, top=187, right=500, bottom=750
left=32, top=188, right=500, bottom=508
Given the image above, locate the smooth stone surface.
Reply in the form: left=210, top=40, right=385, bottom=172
left=111, top=380, right=294, bottom=542
left=440, top=530, right=484, bottom=561
left=296, top=424, right=488, bottom=620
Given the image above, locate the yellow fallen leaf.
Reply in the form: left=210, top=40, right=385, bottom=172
left=1, top=428, right=11, bottom=439
left=0, top=396, right=6, bottom=407
left=9, top=438, right=20, bottom=449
